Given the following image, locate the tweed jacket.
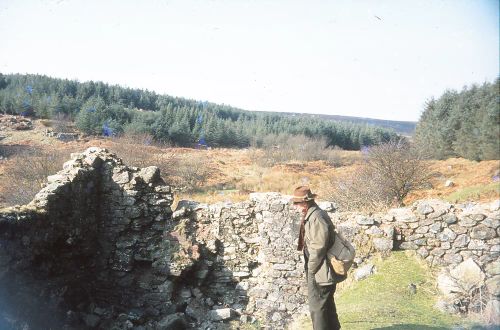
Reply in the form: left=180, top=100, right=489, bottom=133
left=304, top=205, right=335, bottom=286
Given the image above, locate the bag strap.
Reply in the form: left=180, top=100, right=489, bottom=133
left=304, top=207, right=320, bottom=223
left=306, top=207, right=336, bottom=250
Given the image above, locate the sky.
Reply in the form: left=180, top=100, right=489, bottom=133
left=0, top=0, right=498, bottom=121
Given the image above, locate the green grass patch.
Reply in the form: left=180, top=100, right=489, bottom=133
left=444, top=182, right=500, bottom=203
left=291, top=251, right=488, bottom=330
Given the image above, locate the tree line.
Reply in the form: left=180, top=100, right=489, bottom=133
left=415, top=79, right=499, bottom=160
left=0, top=73, right=399, bottom=149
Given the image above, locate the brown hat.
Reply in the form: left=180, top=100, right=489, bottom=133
left=291, top=186, right=317, bottom=203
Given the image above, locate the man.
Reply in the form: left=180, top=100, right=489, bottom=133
left=292, top=186, right=341, bottom=330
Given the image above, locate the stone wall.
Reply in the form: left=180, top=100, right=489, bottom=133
left=1, top=147, right=498, bottom=329
left=0, top=148, right=177, bottom=329
left=180, top=195, right=499, bottom=327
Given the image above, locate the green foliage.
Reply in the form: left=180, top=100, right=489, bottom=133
left=415, top=79, right=500, bottom=160
left=0, top=73, right=400, bottom=149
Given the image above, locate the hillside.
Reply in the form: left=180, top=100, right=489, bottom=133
left=0, top=116, right=498, bottom=209
left=0, top=73, right=402, bottom=150
left=274, top=112, right=416, bottom=135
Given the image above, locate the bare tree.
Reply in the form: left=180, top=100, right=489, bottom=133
left=327, top=139, right=432, bottom=211
left=365, top=139, right=432, bottom=204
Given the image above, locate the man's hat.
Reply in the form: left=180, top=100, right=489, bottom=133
left=291, top=186, right=317, bottom=203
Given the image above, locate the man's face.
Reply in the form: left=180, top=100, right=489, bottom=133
left=293, top=202, right=307, bottom=213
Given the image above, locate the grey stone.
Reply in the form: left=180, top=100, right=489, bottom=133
left=354, top=264, right=375, bottom=281
left=483, top=217, right=500, bottom=229
left=113, top=171, right=131, bottom=184
left=356, top=215, right=375, bottom=225
left=443, top=214, right=458, bottom=224
left=158, top=281, right=174, bottom=296
left=453, top=234, right=470, bottom=248
left=415, top=226, right=429, bottom=234
left=272, top=264, right=295, bottom=271
left=399, top=241, right=418, bottom=250
left=138, top=166, right=161, bottom=184
left=417, top=247, right=429, bottom=258
left=233, top=271, right=251, bottom=277
left=435, top=299, right=459, bottom=314
left=441, top=242, right=451, bottom=249
left=466, top=213, right=487, bottom=221
left=443, top=253, right=463, bottom=264
left=429, top=222, right=442, bottom=234
left=116, top=236, right=138, bottom=249
left=373, top=237, right=393, bottom=252
left=380, top=224, right=395, bottom=238
left=449, top=224, right=467, bottom=234
left=470, top=225, right=497, bottom=240
left=208, top=308, right=234, bottom=321
left=365, top=226, right=384, bottom=236
left=485, top=299, right=500, bottom=325
left=125, top=206, right=142, bottom=218
left=186, top=299, right=207, bottom=321
left=414, top=238, right=427, bottom=246
left=157, top=313, right=187, bottom=329
left=438, top=228, right=457, bottom=242
left=317, top=201, right=336, bottom=212
left=83, top=314, right=101, bottom=328
left=431, top=248, right=445, bottom=257
left=485, top=261, right=500, bottom=276
left=389, top=208, right=418, bottom=223
left=417, top=202, right=434, bottom=215
left=437, top=272, right=462, bottom=295
left=450, top=259, right=486, bottom=292
left=489, top=200, right=500, bottom=211
left=459, top=217, right=480, bottom=227
left=485, top=276, right=500, bottom=296
left=196, top=269, right=209, bottom=279
left=271, top=312, right=282, bottom=322
left=468, top=239, right=488, bottom=250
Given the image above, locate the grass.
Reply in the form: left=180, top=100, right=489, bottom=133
left=444, top=182, right=500, bottom=203
left=291, top=251, right=488, bottom=330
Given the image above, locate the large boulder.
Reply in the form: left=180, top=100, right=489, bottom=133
left=449, top=259, right=485, bottom=292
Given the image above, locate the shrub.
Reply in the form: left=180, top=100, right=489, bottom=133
left=169, top=154, right=213, bottom=192
left=251, top=134, right=341, bottom=166
left=327, top=140, right=432, bottom=211
left=106, top=135, right=174, bottom=176
left=1, top=149, right=68, bottom=206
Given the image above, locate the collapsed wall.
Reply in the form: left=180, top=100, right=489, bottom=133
left=1, top=147, right=499, bottom=329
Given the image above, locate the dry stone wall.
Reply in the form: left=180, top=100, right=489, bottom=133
left=1, top=147, right=498, bottom=329
left=0, top=148, right=177, bottom=329
left=183, top=195, right=500, bottom=327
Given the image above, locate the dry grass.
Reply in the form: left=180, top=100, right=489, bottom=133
left=0, top=148, right=70, bottom=206
left=405, top=158, right=500, bottom=204
left=0, top=118, right=498, bottom=208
